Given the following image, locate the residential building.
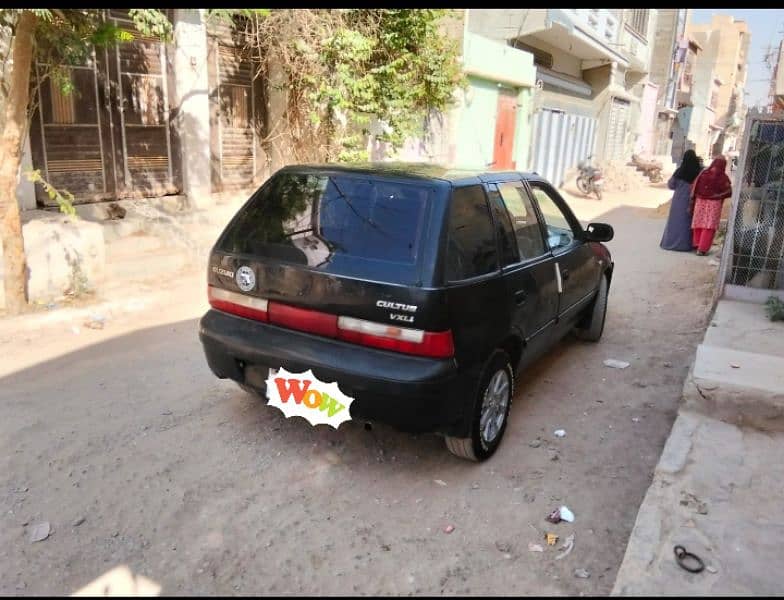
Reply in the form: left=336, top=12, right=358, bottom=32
left=770, top=39, right=784, bottom=113
left=669, top=34, right=714, bottom=160
left=689, top=15, right=750, bottom=155
left=466, top=9, right=656, bottom=188
left=391, top=12, right=537, bottom=172
left=648, top=9, right=690, bottom=159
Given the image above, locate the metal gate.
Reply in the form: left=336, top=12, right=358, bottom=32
left=207, top=18, right=259, bottom=193
left=29, top=9, right=180, bottom=206
left=530, top=108, right=597, bottom=188
left=718, top=111, right=784, bottom=301
left=607, top=98, right=630, bottom=161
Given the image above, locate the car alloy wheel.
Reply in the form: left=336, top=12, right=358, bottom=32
left=479, top=369, right=511, bottom=447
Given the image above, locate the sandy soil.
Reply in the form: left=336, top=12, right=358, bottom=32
left=0, top=182, right=720, bottom=595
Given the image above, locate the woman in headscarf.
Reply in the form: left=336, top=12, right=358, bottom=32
left=690, top=155, right=733, bottom=256
left=661, top=149, right=703, bottom=251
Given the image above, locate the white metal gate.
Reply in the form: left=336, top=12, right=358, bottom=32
left=530, top=108, right=597, bottom=188
left=607, top=98, right=630, bottom=161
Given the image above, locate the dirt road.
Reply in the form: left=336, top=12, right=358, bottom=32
left=0, top=190, right=718, bottom=595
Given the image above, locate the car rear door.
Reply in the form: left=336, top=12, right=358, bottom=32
left=441, top=184, right=508, bottom=370
left=487, top=181, right=558, bottom=359
left=525, top=181, right=600, bottom=326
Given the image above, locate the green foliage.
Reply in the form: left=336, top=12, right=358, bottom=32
left=0, top=8, right=172, bottom=95
left=317, top=9, right=464, bottom=159
left=128, top=9, right=172, bottom=41
left=238, top=9, right=465, bottom=163
left=206, top=8, right=270, bottom=23
left=766, top=296, right=784, bottom=322
left=24, top=169, right=77, bottom=217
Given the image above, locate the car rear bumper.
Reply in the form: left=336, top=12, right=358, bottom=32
left=198, top=309, right=476, bottom=436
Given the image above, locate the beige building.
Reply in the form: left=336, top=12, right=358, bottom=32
left=648, top=9, right=690, bottom=159
left=466, top=9, right=657, bottom=186
left=689, top=15, right=750, bottom=155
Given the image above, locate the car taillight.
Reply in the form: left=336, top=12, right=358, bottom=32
left=337, top=316, right=454, bottom=359
left=268, top=301, right=338, bottom=338
left=208, top=286, right=454, bottom=359
left=208, top=285, right=269, bottom=322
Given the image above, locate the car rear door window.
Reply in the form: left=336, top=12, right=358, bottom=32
left=528, top=184, right=579, bottom=252
left=445, top=185, right=499, bottom=281
left=487, top=188, right=519, bottom=267
left=497, top=183, right=547, bottom=260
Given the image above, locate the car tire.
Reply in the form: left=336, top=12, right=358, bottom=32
left=445, top=350, right=514, bottom=462
left=575, top=274, right=608, bottom=342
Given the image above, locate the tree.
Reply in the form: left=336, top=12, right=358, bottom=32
left=0, top=9, right=170, bottom=314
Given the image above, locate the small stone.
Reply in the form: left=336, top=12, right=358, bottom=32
left=554, top=429, right=566, bottom=438
left=72, top=517, right=86, bottom=527
left=529, top=438, right=542, bottom=448
left=706, top=565, right=718, bottom=574
left=574, top=568, right=591, bottom=579
left=632, top=417, right=640, bottom=423
left=663, top=362, right=672, bottom=368
left=528, top=543, right=544, bottom=552
left=112, top=531, right=119, bottom=537
left=697, top=502, right=709, bottom=515
left=471, top=483, right=480, bottom=490
left=603, top=359, right=630, bottom=369
left=433, top=479, right=447, bottom=486
left=730, top=363, right=740, bottom=369
left=443, top=524, right=455, bottom=534
left=495, top=540, right=512, bottom=553
left=29, top=522, right=50, bottom=543
left=161, top=410, right=173, bottom=416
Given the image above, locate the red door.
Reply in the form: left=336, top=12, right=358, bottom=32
left=493, top=89, right=518, bottom=170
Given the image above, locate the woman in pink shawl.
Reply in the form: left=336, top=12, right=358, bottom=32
left=690, top=156, right=733, bottom=255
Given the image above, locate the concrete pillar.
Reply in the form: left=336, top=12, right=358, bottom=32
left=171, top=9, right=212, bottom=210
left=17, top=133, right=36, bottom=211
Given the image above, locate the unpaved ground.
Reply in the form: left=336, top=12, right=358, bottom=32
left=0, top=186, right=719, bottom=595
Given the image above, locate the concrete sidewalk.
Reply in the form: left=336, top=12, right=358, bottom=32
left=612, top=299, right=784, bottom=595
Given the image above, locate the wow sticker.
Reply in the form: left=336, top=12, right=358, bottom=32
left=265, top=368, right=354, bottom=429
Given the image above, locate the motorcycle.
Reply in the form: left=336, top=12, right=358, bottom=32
left=576, top=156, right=604, bottom=200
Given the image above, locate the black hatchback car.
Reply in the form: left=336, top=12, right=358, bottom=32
left=199, top=163, right=614, bottom=461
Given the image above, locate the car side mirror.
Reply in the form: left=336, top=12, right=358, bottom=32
left=585, top=222, right=614, bottom=242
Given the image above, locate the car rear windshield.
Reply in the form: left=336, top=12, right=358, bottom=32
left=217, top=171, right=433, bottom=284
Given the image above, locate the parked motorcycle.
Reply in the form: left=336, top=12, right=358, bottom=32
left=576, top=156, right=603, bottom=200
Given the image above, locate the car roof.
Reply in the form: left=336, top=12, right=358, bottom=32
left=278, top=162, right=543, bottom=186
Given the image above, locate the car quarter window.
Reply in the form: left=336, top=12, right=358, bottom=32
left=445, top=185, right=499, bottom=281
left=528, top=183, right=580, bottom=252
left=497, top=182, right=547, bottom=261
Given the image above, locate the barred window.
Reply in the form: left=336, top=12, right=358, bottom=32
left=625, top=9, right=649, bottom=39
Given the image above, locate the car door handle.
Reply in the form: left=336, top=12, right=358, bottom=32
left=515, top=290, right=527, bottom=305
